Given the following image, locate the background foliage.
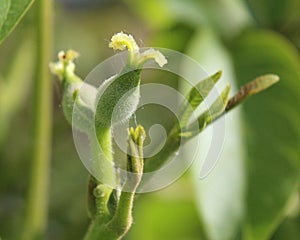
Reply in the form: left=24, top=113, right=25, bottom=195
left=0, top=0, right=299, bottom=239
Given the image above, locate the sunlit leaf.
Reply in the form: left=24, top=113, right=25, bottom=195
left=181, top=28, right=246, bottom=240
left=200, top=0, right=252, bottom=36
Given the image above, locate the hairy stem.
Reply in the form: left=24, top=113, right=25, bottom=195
left=85, top=126, right=145, bottom=240
left=84, top=126, right=115, bottom=239
left=21, top=0, right=53, bottom=239
left=84, top=191, right=136, bottom=240
left=95, top=126, right=115, bottom=185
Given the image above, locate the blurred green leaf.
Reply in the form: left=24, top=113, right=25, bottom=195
left=124, top=0, right=205, bottom=29
left=0, top=0, right=34, bottom=44
left=199, top=0, right=252, bottom=37
left=244, top=0, right=300, bottom=28
left=182, top=28, right=246, bottom=240
left=151, top=23, right=196, bottom=51
left=125, top=180, right=207, bottom=240
left=0, top=35, right=34, bottom=146
left=272, top=212, right=300, bottom=240
left=231, top=30, right=300, bottom=240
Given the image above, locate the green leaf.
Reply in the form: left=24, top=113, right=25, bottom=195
left=0, top=35, right=34, bottom=146
left=179, top=71, right=222, bottom=129
left=124, top=0, right=205, bottom=29
left=181, top=28, right=246, bottom=240
left=199, top=0, right=252, bottom=37
left=225, top=74, right=279, bottom=112
left=230, top=30, right=300, bottom=240
left=186, top=84, right=231, bottom=137
left=0, top=0, right=34, bottom=44
left=272, top=212, right=300, bottom=240
left=244, top=0, right=300, bottom=28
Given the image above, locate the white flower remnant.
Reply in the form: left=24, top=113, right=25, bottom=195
left=49, top=50, right=80, bottom=80
left=109, top=32, right=139, bottom=51
left=109, top=32, right=167, bottom=68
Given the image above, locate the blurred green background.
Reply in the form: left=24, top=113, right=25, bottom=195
left=0, top=0, right=300, bottom=239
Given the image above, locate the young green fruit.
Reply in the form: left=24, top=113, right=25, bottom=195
left=95, top=32, right=167, bottom=128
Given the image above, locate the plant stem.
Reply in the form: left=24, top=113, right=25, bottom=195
left=84, top=127, right=115, bottom=239
left=95, top=126, right=115, bottom=185
left=107, top=191, right=135, bottom=239
left=94, top=126, right=115, bottom=209
left=21, top=0, right=53, bottom=239
left=84, top=126, right=145, bottom=240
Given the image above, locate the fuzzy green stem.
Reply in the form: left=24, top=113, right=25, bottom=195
left=84, top=183, right=115, bottom=240
left=85, top=126, right=145, bottom=240
left=91, top=126, right=115, bottom=219
left=84, top=191, right=136, bottom=240
left=21, top=0, right=53, bottom=239
left=84, top=126, right=115, bottom=239
left=95, top=126, right=115, bottom=187
left=104, top=126, right=145, bottom=238
left=107, top=191, right=135, bottom=238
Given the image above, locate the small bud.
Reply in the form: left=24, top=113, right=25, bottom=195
left=129, top=125, right=146, bottom=146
